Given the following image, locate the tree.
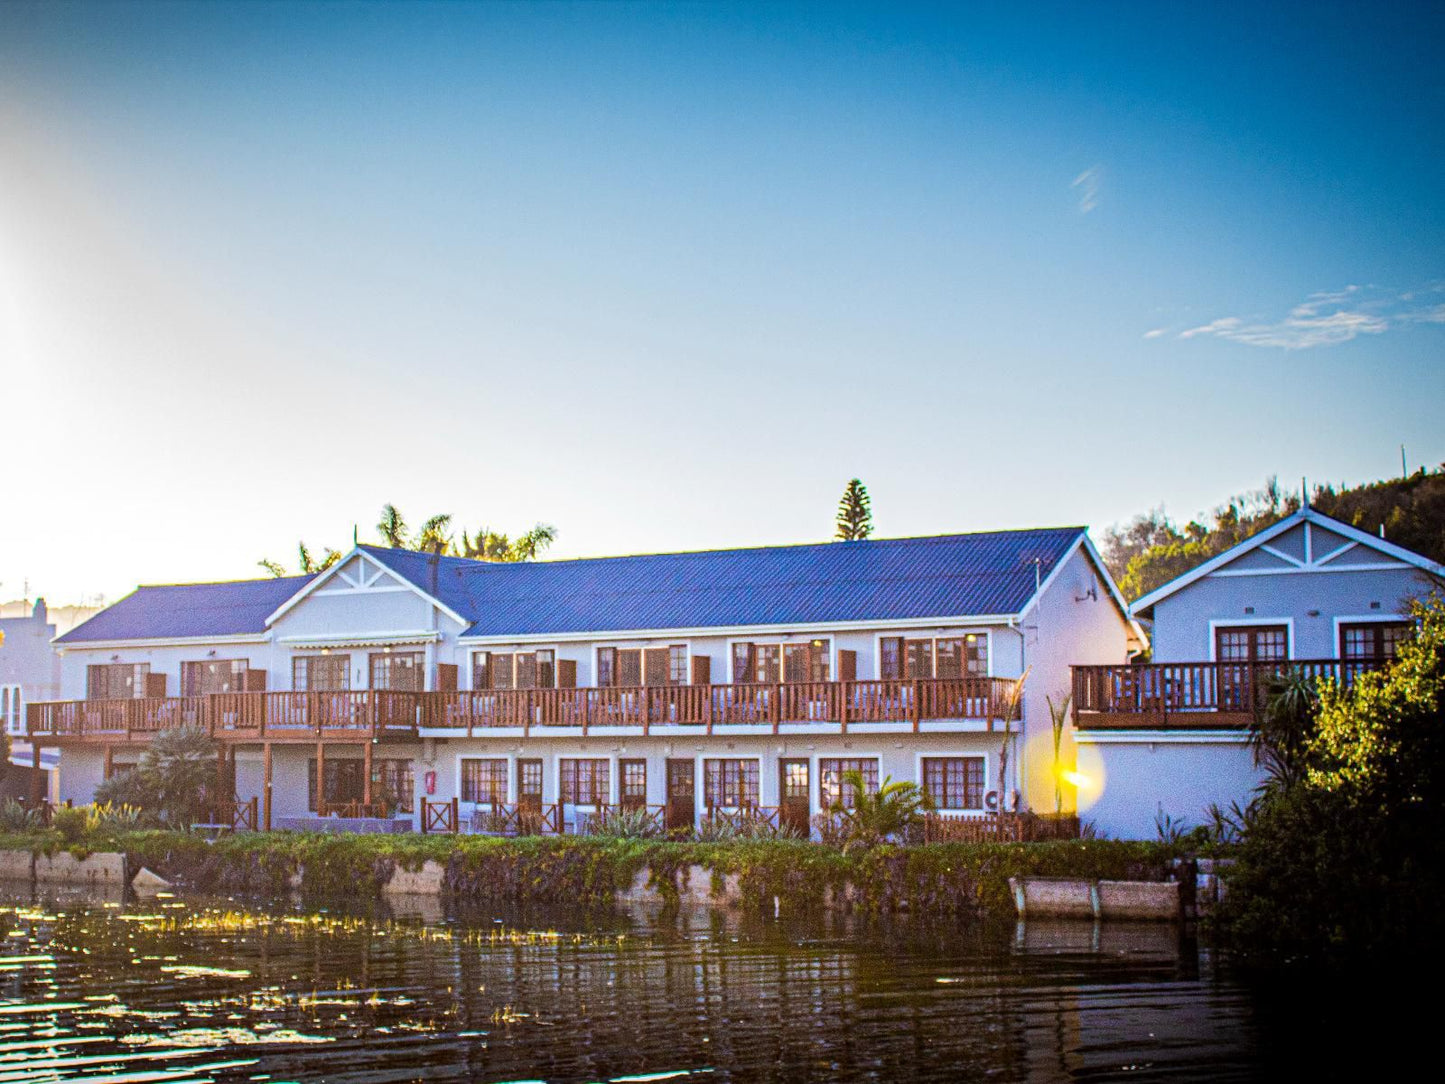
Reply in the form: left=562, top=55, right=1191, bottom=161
left=835, top=479, right=873, bottom=541
left=259, top=503, right=558, bottom=575
left=1220, top=597, right=1445, bottom=967
left=94, top=724, right=221, bottom=827
left=828, top=770, right=934, bottom=846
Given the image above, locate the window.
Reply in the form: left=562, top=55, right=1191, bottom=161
left=293, top=654, right=349, bottom=692
left=369, top=652, right=424, bottom=691
left=882, top=635, right=990, bottom=680
left=472, top=651, right=558, bottom=690
left=2, top=685, right=23, bottom=736
left=181, top=659, right=248, bottom=696
left=669, top=645, right=689, bottom=685
left=935, top=635, right=988, bottom=678
left=559, top=758, right=610, bottom=804
left=1215, top=626, right=1288, bottom=664
left=704, top=759, right=760, bottom=808
left=923, top=757, right=985, bottom=810
left=733, top=639, right=829, bottom=683
left=371, top=758, right=414, bottom=812
left=460, top=758, right=509, bottom=804
left=518, top=759, right=543, bottom=803
left=1340, top=622, right=1410, bottom=663
left=87, top=663, right=149, bottom=700
left=597, top=647, right=616, bottom=687
left=307, top=758, right=365, bottom=810
left=819, top=757, right=879, bottom=808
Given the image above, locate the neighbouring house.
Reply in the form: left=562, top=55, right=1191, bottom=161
left=1, top=600, right=67, bottom=799
left=1072, top=506, right=1445, bottom=839
left=29, top=528, right=1137, bottom=833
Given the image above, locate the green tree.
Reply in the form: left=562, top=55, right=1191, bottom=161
left=1221, top=598, right=1445, bottom=967
left=835, top=479, right=873, bottom=541
left=377, top=503, right=408, bottom=548
left=829, top=770, right=934, bottom=846
left=94, top=724, right=221, bottom=827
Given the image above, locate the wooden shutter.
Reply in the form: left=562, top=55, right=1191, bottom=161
left=836, top=649, right=857, bottom=682
left=435, top=663, right=458, bottom=692
left=643, top=648, right=670, bottom=687
left=690, top=655, right=711, bottom=685
left=905, top=639, right=934, bottom=679
left=515, top=652, right=537, bottom=689
left=783, top=644, right=810, bottom=684
left=618, top=649, right=642, bottom=687
left=490, top=654, right=514, bottom=689
left=244, top=668, right=268, bottom=692
left=556, top=659, right=577, bottom=688
left=145, top=672, right=167, bottom=699
left=732, top=642, right=754, bottom=683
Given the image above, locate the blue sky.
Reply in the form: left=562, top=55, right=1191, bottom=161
left=1, top=2, right=1442, bottom=604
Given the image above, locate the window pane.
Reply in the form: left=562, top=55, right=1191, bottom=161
left=181, top=659, right=248, bottom=696
left=879, top=637, right=903, bottom=681
left=597, top=648, right=616, bottom=688
left=460, top=758, right=509, bottom=803
left=819, top=758, right=879, bottom=809
left=704, top=759, right=759, bottom=807
left=559, top=758, right=610, bottom=804
left=370, top=652, right=424, bottom=692
left=923, top=756, right=985, bottom=810
left=668, top=645, right=688, bottom=685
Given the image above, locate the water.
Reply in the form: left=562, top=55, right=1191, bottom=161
left=0, top=885, right=1395, bottom=1082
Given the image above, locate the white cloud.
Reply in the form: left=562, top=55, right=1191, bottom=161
left=1071, top=166, right=1102, bottom=214
left=1165, top=283, right=1445, bottom=350
left=1142, top=328, right=1167, bottom=339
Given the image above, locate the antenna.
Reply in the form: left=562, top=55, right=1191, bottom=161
left=353, top=524, right=359, bottom=547
left=1402, top=444, right=1408, bottom=478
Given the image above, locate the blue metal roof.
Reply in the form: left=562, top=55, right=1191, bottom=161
left=361, top=528, right=1084, bottom=637
left=55, top=576, right=315, bottom=644
left=58, top=529, right=1086, bottom=644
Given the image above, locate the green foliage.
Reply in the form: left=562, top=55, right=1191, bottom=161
left=52, top=805, right=88, bottom=844
left=829, top=771, right=934, bottom=846
left=588, top=808, right=667, bottom=840
left=0, top=799, right=41, bottom=832
left=1220, top=598, right=1445, bottom=968
left=1102, top=467, right=1445, bottom=601
left=94, top=725, right=219, bottom=827
left=262, top=503, right=558, bottom=574
left=835, top=479, right=873, bottom=541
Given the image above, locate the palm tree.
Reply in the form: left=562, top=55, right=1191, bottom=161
left=377, top=504, right=408, bottom=548
left=829, top=770, right=934, bottom=846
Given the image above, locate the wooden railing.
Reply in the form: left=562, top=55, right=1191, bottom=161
left=206, top=797, right=260, bottom=832
left=921, top=812, right=1079, bottom=843
left=27, top=678, right=1020, bottom=743
left=426, top=676, right=1018, bottom=736
left=1072, top=658, right=1385, bottom=728
left=420, top=796, right=460, bottom=834
left=27, top=690, right=425, bottom=742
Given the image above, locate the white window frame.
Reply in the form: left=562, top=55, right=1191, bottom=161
left=914, top=750, right=991, bottom=816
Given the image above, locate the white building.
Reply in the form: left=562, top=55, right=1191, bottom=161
left=32, top=528, right=1137, bottom=832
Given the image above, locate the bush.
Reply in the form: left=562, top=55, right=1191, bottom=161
left=1220, top=597, right=1445, bottom=968
left=0, top=800, right=40, bottom=833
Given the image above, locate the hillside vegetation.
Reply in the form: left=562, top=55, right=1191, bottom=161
left=1101, top=467, right=1445, bottom=602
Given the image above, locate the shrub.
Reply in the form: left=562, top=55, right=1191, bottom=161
left=0, top=799, right=40, bottom=833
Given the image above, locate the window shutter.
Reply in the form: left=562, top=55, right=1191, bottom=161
left=836, top=649, right=857, bottom=682
left=643, top=648, right=670, bottom=687
left=145, top=672, right=167, bottom=699
left=244, top=668, right=268, bottom=692
left=690, top=655, right=711, bottom=685
left=618, top=649, right=642, bottom=687
left=557, top=659, right=577, bottom=688
left=435, top=663, right=458, bottom=692
left=732, top=642, right=754, bottom=683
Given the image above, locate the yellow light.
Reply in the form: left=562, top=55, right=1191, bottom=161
left=1062, top=770, right=1091, bottom=788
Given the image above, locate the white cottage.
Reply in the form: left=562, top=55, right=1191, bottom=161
left=1073, top=506, right=1444, bottom=839
left=31, top=527, right=1137, bottom=834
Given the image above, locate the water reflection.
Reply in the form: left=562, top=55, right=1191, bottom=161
left=0, top=883, right=1299, bottom=1082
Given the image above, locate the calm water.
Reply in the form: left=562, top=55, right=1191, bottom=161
left=0, top=884, right=1395, bottom=1082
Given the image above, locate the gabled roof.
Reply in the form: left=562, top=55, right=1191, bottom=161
left=54, top=526, right=1100, bottom=645
left=1130, top=506, right=1445, bottom=619
left=360, top=528, right=1087, bottom=638
left=55, top=575, right=315, bottom=645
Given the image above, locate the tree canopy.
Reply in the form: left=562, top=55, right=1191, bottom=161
left=260, top=503, right=557, bottom=576
left=835, top=479, right=873, bottom=541
left=1101, top=467, right=1445, bottom=601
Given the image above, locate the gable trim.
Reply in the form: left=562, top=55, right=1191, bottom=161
left=264, top=548, right=469, bottom=628
left=1131, top=508, right=1445, bottom=617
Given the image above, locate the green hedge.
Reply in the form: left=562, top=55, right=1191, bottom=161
left=1, top=829, right=1177, bottom=919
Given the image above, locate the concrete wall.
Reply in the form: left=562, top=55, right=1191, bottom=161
left=1076, top=736, right=1263, bottom=839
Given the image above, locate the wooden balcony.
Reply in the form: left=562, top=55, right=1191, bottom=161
left=1071, top=658, right=1384, bottom=730
left=26, top=690, right=425, bottom=745
left=26, top=677, right=1019, bottom=745
left=423, top=676, right=1019, bottom=736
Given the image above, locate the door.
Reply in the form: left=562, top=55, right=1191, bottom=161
left=1215, top=625, right=1288, bottom=711
left=665, top=758, right=695, bottom=832
left=620, top=758, right=647, bottom=812
left=517, top=758, right=543, bottom=813
left=779, top=758, right=811, bottom=837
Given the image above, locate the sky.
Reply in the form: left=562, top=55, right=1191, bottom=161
left=1, top=1, right=1442, bottom=605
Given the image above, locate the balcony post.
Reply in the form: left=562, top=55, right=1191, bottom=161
left=316, top=741, right=326, bottom=816
left=640, top=687, right=650, bottom=737
left=30, top=741, right=44, bottom=804
left=262, top=741, right=273, bottom=831
left=911, top=680, right=921, bottom=733
left=362, top=739, right=373, bottom=806
left=771, top=683, right=780, bottom=735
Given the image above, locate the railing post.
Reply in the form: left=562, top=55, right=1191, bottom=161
left=450, top=797, right=459, bottom=834
left=640, top=687, right=650, bottom=737
left=704, top=684, right=713, bottom=735
left=910, top=680, right=921, bottom=733
left=420, top=797, right=429, bottom=834
left=771, top=683, right=780, bottom=735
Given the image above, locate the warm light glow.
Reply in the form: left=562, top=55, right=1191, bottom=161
left=1061, top=770, right=1090, bottom=788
